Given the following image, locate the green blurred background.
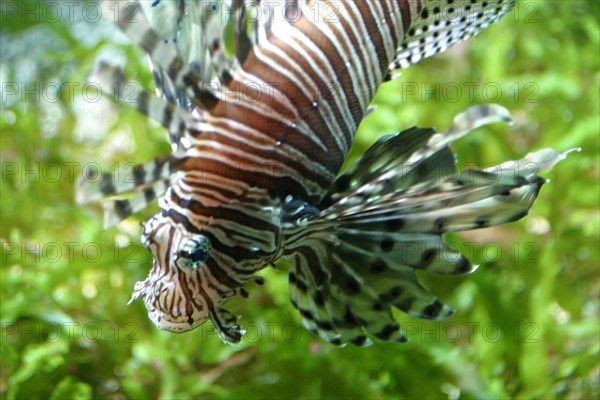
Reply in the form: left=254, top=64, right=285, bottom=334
left=1, top=0, right=598, bottom=398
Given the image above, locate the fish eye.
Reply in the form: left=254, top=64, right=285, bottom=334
left=177, top=235, right=211, bottom=270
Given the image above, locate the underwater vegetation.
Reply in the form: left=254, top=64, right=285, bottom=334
left=1, top=0, right=598, bottom=398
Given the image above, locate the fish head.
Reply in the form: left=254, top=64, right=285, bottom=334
left=129, top=211, right=215, bottom=334
left=130, top=188, right=283, bottom=342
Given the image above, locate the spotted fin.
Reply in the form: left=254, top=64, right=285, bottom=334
left=388, top=0, right=516, bottom=80
left=284, top=105, right=575, bottom=346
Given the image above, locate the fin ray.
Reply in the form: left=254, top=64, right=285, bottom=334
left=102, top=180, right=170, bottom=227
left=76, top=155, right=174, bottom=205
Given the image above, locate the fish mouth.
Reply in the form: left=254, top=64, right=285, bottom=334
left=129, top=276, right=209, bottom=333
left=147, top=309, right=208, bottom=333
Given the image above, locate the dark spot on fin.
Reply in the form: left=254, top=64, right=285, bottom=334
left=253, top=276, right=265, bottom=286
left=314, top=290, right=325, bottom=307
left=300, top=309, right=314, bottom=321
left=113, top=200, right=133, bottom=220
left=344, top=276, right=361, bottom=294
left=221, top=69, right=233, bottom=85
left=380, top=238, right=394, bottom=252
left=374, top=324, right=400, bottom=341
left=144, top=187, right=156, bottom=202
left=475, top=219, right=488, bottom=228
left=296, top=278, right=308, bottom=292
left=100, top=175, right=116, bottom=196
left=458, top=257, right=473, bottom=274
left=349, top=335, right=369, bottom=346
left=316, top=320, right=334, bottom=331
left=436, top=219, right=445, bottom=233
left=384, top=287, right=403, bottom=302
left=344, top=309, right=359, bottom=326
left=385, top=218, right=405, bottom=231
left=370, top=260, right=387, bottom=273
left=421, top=248, right=437, bottom=269
left=133, top=165, right=146, bottom=186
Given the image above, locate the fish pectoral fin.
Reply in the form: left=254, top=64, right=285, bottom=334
left=282, top=105, right=575, bottom=346
left=76, top=154, right=179, bottom=227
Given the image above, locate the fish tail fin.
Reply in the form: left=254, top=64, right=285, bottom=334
left=283, top=105, right=577, bottom=346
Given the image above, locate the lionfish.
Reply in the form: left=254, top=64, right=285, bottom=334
left=78, top=0, right=573, bottom=346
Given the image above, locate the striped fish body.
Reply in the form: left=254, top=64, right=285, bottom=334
left=129, top=1, right=417, bottom=339
left=167, top=0, right=522, bottom=204
left=174, top=2, right=411, bottom=203
left=78, top=0, right=573, bottom=345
